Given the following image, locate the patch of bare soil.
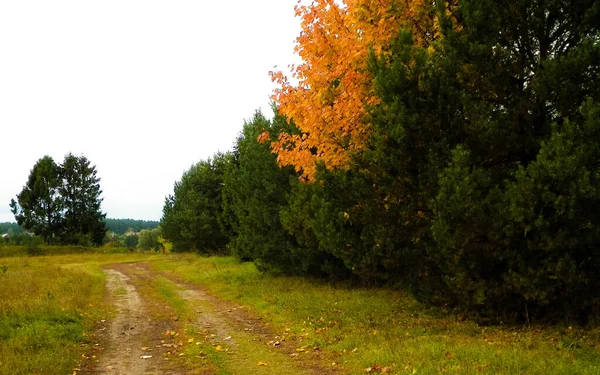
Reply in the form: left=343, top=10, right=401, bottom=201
left=79, top=265, right=186, bottom=375
left=96, top=269, right=153, bottom=374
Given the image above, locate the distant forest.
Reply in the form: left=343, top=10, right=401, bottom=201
left=1, top=219, right=159, bottom=235
left=0, top=222, right=24, bottom=234
left=104, top=218, right=160, bottom=235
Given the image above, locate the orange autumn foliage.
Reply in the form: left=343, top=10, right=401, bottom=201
left=268, top=0, right=439, bottom=180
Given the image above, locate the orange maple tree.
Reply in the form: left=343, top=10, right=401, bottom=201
left=267, top=0, right=439, bottom=180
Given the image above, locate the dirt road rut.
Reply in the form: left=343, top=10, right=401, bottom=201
left=78, top=262, right=338, bottom=375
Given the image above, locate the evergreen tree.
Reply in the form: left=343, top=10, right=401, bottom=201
left=302, top=0, right=600, bottom=318
left=161, top=153, right=230, bottom=253
left=428, top=0, right=600, bottom=318
left=223, top=110, right=328, bottom=274
left=58, top=153, right=107, bottom=246
left=10, top=153, right=107, bottom=246
left=360, top=0, right=600, bottom=318
left=222, top=110, right=293, bottom=263
left=9, top=156, right=63, bottom=244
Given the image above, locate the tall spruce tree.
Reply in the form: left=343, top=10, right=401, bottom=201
left=9, top=156, right=63, bottom=244
left=58, top=153, right=107, bottom=246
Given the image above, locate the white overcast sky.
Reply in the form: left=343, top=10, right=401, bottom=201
left=0, top=1, right=301, bottom=222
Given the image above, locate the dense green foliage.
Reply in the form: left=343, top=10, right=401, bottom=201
left=58, top=153, right=107, bottom=246
left=162, top=2, right=600, bottom=322
left=221, top=110, right=343, bottom=276
left=123, top=233, right=139, bottom=249
left=220, top=111, right=293, bottom=263
left=161, top=155, right=231, bottom=253
left=10, top=154, right=107, bottom=246
left=424, top=0, right=600, bottom=319
left=137, top=227, right=161, bottom=251
left=100, top=226, right=163, bottom=252
left=104, top=218, right=159, bottom=235
left=10, top=156, right=63, bottom=244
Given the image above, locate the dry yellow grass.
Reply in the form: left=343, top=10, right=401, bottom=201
left=2, top=251, right=600, bottom=375
left=0, top=252, right=160, bottom=375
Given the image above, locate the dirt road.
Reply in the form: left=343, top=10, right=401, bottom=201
left=78, top=262, right=338, bottom=375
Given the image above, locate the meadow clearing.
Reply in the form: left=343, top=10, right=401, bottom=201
left=1, top=249, right=599, bottom=374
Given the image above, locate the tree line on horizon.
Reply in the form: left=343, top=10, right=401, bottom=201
left=161, top=0, right=600, bottom=323
left=104, top=218, right=160, bottom=235
left=0, top=222, right=24, bottom=235
left=1, top=218, right=159, bottom=238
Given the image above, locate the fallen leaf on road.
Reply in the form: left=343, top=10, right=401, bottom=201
left=364, top=364, right=392, bottom=373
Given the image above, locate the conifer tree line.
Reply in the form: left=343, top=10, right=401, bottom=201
left=162, top=1, right=600, bottom=322
left=10, top=153, right=107, bottom=246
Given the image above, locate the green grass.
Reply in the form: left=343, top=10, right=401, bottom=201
left=0, top=251, right=162, bottom=375
left=139, top=275, right=230, bottom=374
left=142, top=272, right=323, bottom=374
left=0, top=260, right=103, bottom=374
left=2, top=250, right=599, bottom=374
left=150, top=254, right=600, bottom=375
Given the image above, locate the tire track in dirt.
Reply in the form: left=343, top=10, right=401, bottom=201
left=135, top=262, right=341, bottom=375
left=80, top=262, right=339, bottom=375
left=79, top=265, right=187, bottom=375
left=96, top=269, right=153, bottom=374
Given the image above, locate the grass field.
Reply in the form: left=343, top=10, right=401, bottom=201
left=151, top=255, right=600, bottom=375
left=0, top=252, right=158, bottom=375
left=1, top=250, right=599, bottom=374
